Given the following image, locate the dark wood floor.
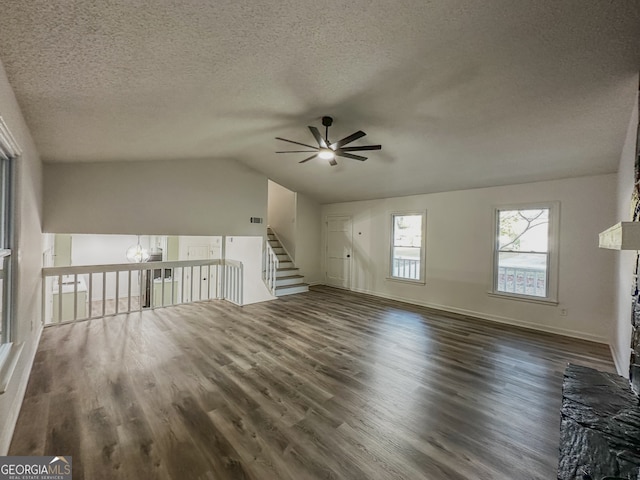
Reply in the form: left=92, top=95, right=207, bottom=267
left=11, top=286, right=614, bottom=479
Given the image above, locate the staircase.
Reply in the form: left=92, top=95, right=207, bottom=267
left=267, top=228, right=309, bottom=296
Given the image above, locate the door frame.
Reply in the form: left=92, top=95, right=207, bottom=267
left=324, top=214, right=353, bottom=290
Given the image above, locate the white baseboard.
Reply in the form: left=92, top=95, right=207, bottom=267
left=0, top=323, right=43, bottom=455
left=334, top=285, right=609, bottom=345
left=609, top=342, right=628, bottom=377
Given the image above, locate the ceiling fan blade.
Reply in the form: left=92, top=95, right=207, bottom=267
left=330, top=130, right=366, bottom=149
left=335, top=151, right=367, bottom=161
left=275, top=137, right=318, bottom=149
left=338, top=145, right=382, bottom=152
left=299, top=154, right=318, bottom=163
left=276, top=150, right=318, bottom=153
left=308, top=126, right=327, bottom=148
left=329, top=158, right=338, bottom=166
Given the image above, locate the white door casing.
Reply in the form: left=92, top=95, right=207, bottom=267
left=326, top=215, right=352, bottom=289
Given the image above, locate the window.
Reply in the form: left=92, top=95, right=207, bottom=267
left=0, top=156, right=12, bottom=345
left=493, top=203, right=558, bottom=302
left=390, top=212, right=425, bottom=282
left=0, top=117, right=18, bottom=383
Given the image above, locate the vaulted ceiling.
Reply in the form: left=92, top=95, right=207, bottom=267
left=0, top=1, right=638, bottom=203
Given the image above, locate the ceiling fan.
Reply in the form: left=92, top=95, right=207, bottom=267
left=276, top=116, right=381, bottom=166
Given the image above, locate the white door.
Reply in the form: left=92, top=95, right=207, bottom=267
left=53, top=234, right=72, bottom=267
left=326, top=216, right=353, bottom=289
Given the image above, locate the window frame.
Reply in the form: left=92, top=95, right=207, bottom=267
left=0, top=118, right=19, bottom=394
left=490, top=202, right=560, bottom=304
left=0, top=156, right=14, bottom=344
left=388, top=211, right=427, bottom=284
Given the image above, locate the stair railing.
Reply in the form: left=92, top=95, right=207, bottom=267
left=263, top=240, right=279, bottom=295
left=267, top=227, right=294, bottom=264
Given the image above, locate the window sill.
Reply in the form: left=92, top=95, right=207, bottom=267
left=386, top=277, right=426, bottom=286
left=487, top=291, right=558, bottom=306
left=0, top=342, right=24, bottom=394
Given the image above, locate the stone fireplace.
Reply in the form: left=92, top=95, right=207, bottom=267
left=632, top=288, right=640, bottom=395
left=629, top=87, right=640, bottom=397
left=559, top=86, right=640, bottom=480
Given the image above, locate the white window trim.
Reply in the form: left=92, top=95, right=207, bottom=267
left=490, top=201, right=560, bottom=304
left=0, top=154, right=15, bottom=347
left=0, top=116, right=20, bottom=394
left=387, top=210, right=427, bottom=284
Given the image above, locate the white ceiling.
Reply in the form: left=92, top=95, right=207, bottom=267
left=0, top=1, right=638, bottom=203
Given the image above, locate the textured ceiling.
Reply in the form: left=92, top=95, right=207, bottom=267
left=0, top=0, right=638, bottom=203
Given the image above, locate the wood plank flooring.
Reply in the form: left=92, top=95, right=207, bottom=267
left=10, top=286, right=614, bottom=479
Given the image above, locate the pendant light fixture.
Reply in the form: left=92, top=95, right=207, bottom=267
left=126, top=236, right=150, bottom=263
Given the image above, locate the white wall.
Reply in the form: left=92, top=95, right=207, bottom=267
left=225, top=236, right=275, bottom=305
left=71, top=234, right=146, bottom=301
left=267, top=180, right=296, bottom=258
left=612, top=90, right=639, bottom=376
left=44, top=158, right=268, bottom=236
left=72, top=234, right=144, bottom=266
left=267, top=180, right=322, bottom=283
left=0, top=59, right=44, bottom=454
left=295, top=192, right=322, bottom=284
left=322, top=174, right=617, bottom=343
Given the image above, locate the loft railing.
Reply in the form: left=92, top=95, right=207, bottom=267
left=223, top=259, right=243, bottom=306
left=263, top=240, right=279, bottom=295
left=41, top=258, right=243, bottom=325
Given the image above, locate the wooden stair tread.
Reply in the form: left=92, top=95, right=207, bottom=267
left=276, top=283, right=309, bottom=290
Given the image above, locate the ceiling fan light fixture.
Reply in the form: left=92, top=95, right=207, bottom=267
left=276, top=117, right=381, bottom=166
left=318, top=148, right=335, bottom=160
